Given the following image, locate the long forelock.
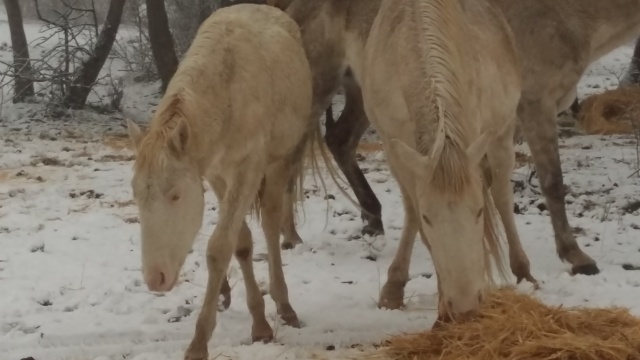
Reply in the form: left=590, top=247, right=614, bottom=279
left=428, top=137, right=472, bottom=195
left=133, top=89, right=197, bottom=173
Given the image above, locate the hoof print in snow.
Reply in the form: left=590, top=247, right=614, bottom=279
left=30, top=241, right=45, bottom=253
left=37, top=299, right=52, bottom=307
left=123, top=216, right=139, bottom=224
left=69, top=189, right=104, bottom=199
left=325, top=345, right=335, bottom=351
left=364, top=254, right=377, bottom=262
left=20, top=357, right=36, bottom=360
left=622, top=263, right=640, bottom=271
left=168, top=306, right=193, bottom=323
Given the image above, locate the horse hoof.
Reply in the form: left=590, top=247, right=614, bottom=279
left=252, top=320, right=274, bottom=344
left=572, top=263, right=600, bottom=276
left=378, top=293, right=404, bottom=310
left=281, top=237, right=303, bottom=250
left=282, top=313, right=300, bottom=328
left=252, top=332, right=274, bottom=344
left=184, top=348, right=208, bottom=360
left=515, top=273, right=539, bottom=289
left=278, top=303, right=301, bottom=328
left=362, top=223, right=384, bottom=237
left=379, top=282, right=405, bottom=310
left=184, top=354, right=207, bottom=360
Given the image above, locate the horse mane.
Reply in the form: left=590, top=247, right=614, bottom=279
left=412, top=0, right=510, bottom=285
left=134, top=86, right=201, bottom=171
left=411, top=0, right=471, bottom=194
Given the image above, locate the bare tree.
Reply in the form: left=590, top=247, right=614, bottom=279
left=63, top=0, right=127, bottom=108
left=146, top=0, right=178, bottom=92
left=3, top=0, right=35, bottom=102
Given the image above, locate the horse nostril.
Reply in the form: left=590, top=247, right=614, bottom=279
left=158, top=271, right=166, bottom=287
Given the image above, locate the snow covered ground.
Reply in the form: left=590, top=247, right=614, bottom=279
left=3, top=6, right=640, bottom=360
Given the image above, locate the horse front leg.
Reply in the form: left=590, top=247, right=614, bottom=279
left=486, top=123, right=537, bottom=285
left=378, top=181, right=419, bottom=309
left=184, top=166, right=265, bottom=360
left=325, top=78, right=384, bottom=236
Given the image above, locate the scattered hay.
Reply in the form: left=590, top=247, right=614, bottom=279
left=96, top=154, right=135, bottom=163
left=377, top=289, right=640, bottom=360
left=358, top=142, right=383, bottom=154
left=102, top=134, right=134, bottom=152
left=577, top=86, right=640, bottom=135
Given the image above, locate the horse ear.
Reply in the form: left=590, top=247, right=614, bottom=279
left=390, top=139, right=432, bottom=175
left=466, top=132, right=491, bottom=167
left=168, top=119, right=190, bottom=156
left=127, top=119, right=144, bottom=153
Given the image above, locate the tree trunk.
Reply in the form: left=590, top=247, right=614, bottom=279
left=219, top=0, right=266, bottom=8
left=197, top=0, right=216, bottom=26
left=3, top=0, right=35, bottom=103
left=63, top=0, right=126, bottom=108
left=621, top=37, right=640, bottom=86
left=146, top=0, right=179, bottom=93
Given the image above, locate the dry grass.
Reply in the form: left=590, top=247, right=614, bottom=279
left=102, top=134, right=134, bottom=152
left=358, top=142, right=384, bottom=154
left=375, top=289, right=640, bottom=360
left=577, top=86, right=640, bottom=135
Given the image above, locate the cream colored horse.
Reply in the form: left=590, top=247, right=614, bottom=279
left=278, top=0, right=640, bottom=279
left=361, top=0, right=515, bottom=322
left=127, top=4, right=314, bottom=359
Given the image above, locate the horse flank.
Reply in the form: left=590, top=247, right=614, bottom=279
left=411, top=0, right=470, bottom=194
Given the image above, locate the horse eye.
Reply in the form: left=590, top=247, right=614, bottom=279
left=422, top=214, right=432, bottom=226
left=476, top=208, right=483, bottom=219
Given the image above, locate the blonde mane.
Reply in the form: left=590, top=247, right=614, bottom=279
left=135, top=82, right=213, bottom=173
left=411, top=0, right=509, bottom=285
left=411, top=0, right=471, bottom=194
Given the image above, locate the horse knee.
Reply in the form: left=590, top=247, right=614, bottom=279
left=539, top=171, right=568, bottom=201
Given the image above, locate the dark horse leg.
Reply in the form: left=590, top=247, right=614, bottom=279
left=324, top=70, right=384, bottom=236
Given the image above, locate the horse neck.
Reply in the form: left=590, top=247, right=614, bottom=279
left=580, top=0, right=640, bottom=60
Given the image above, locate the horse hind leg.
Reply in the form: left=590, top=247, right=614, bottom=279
left=325, top=77, right=384, bottom=236
left=236, top=221, right=274, bottom=342
left=518, top=97, right=599, bottom=275
left=281, top=178, right=304, bottom=250
left=261, top=162, right=300, bottom=328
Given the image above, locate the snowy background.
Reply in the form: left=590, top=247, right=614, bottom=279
left=2, top=5, right=640, bottom=360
